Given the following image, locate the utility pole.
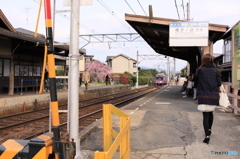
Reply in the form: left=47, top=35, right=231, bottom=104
left=53, top=0, right=56, bottom=40
left=187, top=2, right=190, bottom=21
left=69, top=0, right=85, bottom=158
left=136, top=51, right=139, bottom=88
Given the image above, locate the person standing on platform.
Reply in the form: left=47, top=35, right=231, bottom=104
left=105, top=74, right=110, bottom=85
left=110, top=75, right=114, bottom=85
left=175, top=75, right=179, bottom=85
left=44, top=69, right=49, bottom=92
left=79, top=72, right=82, bottom=87
left=196, top=54, right=221, bottom=144
left=82, top=69, right=90, bottom=90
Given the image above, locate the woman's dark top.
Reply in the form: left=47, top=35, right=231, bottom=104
left=196, top=63, right=222, bottom=106
left=105, top=75, right=110, bottom=81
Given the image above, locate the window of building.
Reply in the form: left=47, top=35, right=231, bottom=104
left=85, top=57, right=91, bottom=62
left=223, top=38, right=231, bottom=63
left=3, top=59, right=10, bottom=77
left=133, top=63, right=137, bottom=68
left=107, top=60, right=112, bottom=67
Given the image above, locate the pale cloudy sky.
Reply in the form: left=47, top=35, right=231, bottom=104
left=1, top=0, right=239, bottom=71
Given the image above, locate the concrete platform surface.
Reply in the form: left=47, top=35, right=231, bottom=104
left=80, top=85, right=240, bottom=159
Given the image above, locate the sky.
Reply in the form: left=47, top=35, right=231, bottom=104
left=1, top=0, right=240, bottom=72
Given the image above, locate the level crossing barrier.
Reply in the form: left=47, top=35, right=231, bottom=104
left=94, top=104, right=131, bottom=159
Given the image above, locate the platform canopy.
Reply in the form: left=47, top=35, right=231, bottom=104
left=125, top=14, right=229, bottom=70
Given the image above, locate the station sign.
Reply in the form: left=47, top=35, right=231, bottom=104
left=169, top=21, right=209, bottom=47
left=63, top=0, right=93, bottom=6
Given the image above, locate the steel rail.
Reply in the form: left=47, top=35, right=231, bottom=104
left=22, top=87, right=157, bottom=140
left=0, top=87, right=148, bottom=121
left=0, top=86, right=158, bottom=144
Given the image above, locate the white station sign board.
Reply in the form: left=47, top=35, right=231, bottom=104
left=64, top=0, right=93, bottom=6
left=169, top=21, right=209, bottom=46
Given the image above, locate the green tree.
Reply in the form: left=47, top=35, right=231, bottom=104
left=139, top=68, right=158, bottom=76
left=181, top=65, right=187, bottom=77
left=149, top=69, right=158, bottom=77
left=139, top=69, right=151, bottom=76
left=124, top=71, right=136, bottom=86
left=158, top=70, right=167, bottom=76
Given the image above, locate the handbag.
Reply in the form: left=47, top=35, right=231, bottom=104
left=219, top=85, right=230, bottom=107
left=187, top=81, right=193, bottom=89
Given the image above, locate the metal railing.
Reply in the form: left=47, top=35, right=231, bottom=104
left=19, top=78, right=67, bottom=95
left=19, top=79, right=41, bottom=95
left=94, top=104, right=131, bottom=159
left=222, top=82, right=240, bottom=114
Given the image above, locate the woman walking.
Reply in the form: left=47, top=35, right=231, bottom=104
left=196, top=54, right=221, bottom=144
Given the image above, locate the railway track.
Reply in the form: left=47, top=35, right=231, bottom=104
left=0, top=86, right=159, bottom=144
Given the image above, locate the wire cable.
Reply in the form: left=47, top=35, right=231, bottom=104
left=137, top=0, right=147, bottom=16
left=174, top=0, right=180, bottom=20
left=124, top=0, right=136, bottom=14
left=97, top=0, right=132, bottom=32
left=182, top=0, right=185, bottom=20
left=32, top=0, right=153, bottom=58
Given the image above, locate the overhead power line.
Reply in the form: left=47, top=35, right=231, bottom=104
left=174, top=0, right=180, bottom=20
left=97, top=0, right=132, bottom=32
left=137, top=0, right=147, bottom=16
left=124, top=0, right=136, bottom=14
left=32, top=0, right=155, bottom=57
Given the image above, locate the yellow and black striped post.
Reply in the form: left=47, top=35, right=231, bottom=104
left=44, top=0, right=65, bottom=158
left=0, top=133, right=54, bottom=159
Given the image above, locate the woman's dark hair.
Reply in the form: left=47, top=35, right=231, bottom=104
left=198, top=54, right=216, bottom=68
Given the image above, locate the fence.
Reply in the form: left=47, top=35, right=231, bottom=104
left=222, top=82, right=240, bottom=114
left=94, top=104, right=131, bottom=159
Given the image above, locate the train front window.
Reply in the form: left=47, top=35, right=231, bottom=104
left=156, top=77, right=163, bottom=80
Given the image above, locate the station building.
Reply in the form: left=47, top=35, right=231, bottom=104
left=0, top=9, right=86, bottom=95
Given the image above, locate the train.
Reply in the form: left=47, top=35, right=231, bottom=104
left=155, top=74, right=168, bottom=85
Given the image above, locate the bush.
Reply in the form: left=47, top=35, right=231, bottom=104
left=139, top=76, right=150, bottom=85
left=127, top=76, right=136, bottom=86
left=56, top=69, right=67, bottom=76
left=124, top=72, right=135, bottom=86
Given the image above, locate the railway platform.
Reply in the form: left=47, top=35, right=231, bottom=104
left=81, top=85, right=240, bottom=159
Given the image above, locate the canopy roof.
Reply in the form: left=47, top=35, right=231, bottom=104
left=125, top=14, right=229, bottom=70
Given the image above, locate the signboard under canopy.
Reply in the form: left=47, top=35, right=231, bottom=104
left=169, top=21, right=209, bottom=47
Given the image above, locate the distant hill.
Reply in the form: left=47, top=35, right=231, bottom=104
left=139, top=66, right=166, bottom=72
left=139, top=66, right=181, bottom=74
left=139, top=66, right=151, bottom=69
